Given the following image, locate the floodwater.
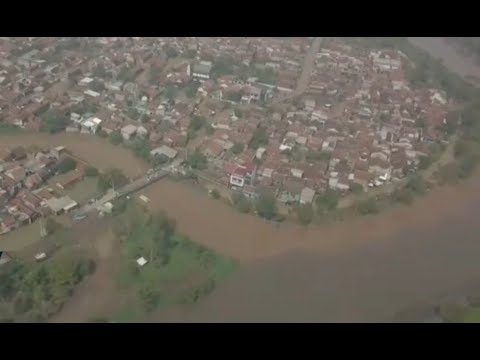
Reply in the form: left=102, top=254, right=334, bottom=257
left=408, top=37, right=480, bottom=80
left=48, top=38, right=480, bottom=322
left=149, top=38, right=480, bottom=322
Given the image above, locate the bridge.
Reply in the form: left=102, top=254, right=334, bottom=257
left=80, top=168, right=170, bottom=214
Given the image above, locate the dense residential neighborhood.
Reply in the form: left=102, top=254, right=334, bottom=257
left=0, top=37, right=453, bottom=227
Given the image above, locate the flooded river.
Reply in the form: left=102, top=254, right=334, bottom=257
left=47, top=38, right=480, bottom=322
left=150, top=38, right=480, bottom=322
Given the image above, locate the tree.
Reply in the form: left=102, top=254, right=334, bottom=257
left=405, top=174, right=428, bottom=195
left=296, top=203, right=314, bottom=225
left=84, top=166, right=99, bottom=177
left=231, top=142, right=244, bottom=155
left=41, top=112, right=68, bottom=134
left=164, top=84, right=177, bottom=100
left=351, top=183, right=364, bottom=195
left=151, top=153, right=169, bottom=167
left=108, top=130, right=123, bottom=146
left=210, top=189, right=220, bottom=199
left=97, top=129, right=108, bottom=138
left=189, top=115, right=206, bottom=132
left=98, top=168, right=129, bottom=192
left=187, top=151, right=207, bottom=170
left=131, top=138, right=151, bottom=161
left=231, top=191, right=253, bottom=214
left=316, top=189, right=339, bottom=212
left=418, top=156, right=433, bottom=170
left=357, top=198, right=379, bottom=215
left=255, top=192, right=277, bottom=220
left=391, top=188, right=414, bottom=205
left=249, top=127, right=269, bottom=150
left=185, top=82, right=200, bottom=98
left=45, top=218, right=61, bottom=235
left=57, top=157, right=77, bottom=174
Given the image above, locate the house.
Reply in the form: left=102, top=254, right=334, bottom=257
left=19, top=190, right=42, bottom=210
left=230, top=165, right=247, bottom=188
left=300, top=187, right=315, bottom=204
left=1, top=215, right=17, bottom=234
left=6, top=166, right=27, bottom=182
left=55, top=170, right=84, bottom=190
left=291, top=168, right=304, bottom=179
left=45, top=196, right=78, bottom=215
left=81, top=117, right=102, bottom=134
left=121, top=124, right=137, bottom=140
left=192, top=61, right=213, bottom=81
left=203, top=140, right=224, bottom=159
left=279, top=179, right=304, bottom=204
left=150, top=145, right=177, bottom=160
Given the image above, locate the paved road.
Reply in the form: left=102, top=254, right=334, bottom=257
left=272, top=37, right=323, bottom=105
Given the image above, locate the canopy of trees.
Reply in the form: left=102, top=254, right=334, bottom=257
left=231, top=191, right=251, bottom=213
left=113, top=203, right=236, bottom=313
left=84, top=166, right=99, bottom=177
left=316, top=189, right=339, bottom=212
left=108, top=130, right=123, bottom=145
left=231, top=142, right=244, bottom=155
left=57, top=157, right=77, bottom=174
left=255, top=192, right=277, bottom=220
left=249, top=127, right=269, bottom=150
left=41, top=111, right=68, bottom=134
left=186, top=151, right=207, bottom=170
left=296, top=203, right=314, bottom=225
left=189, top=115, right=206, bottom=132
left=0, top=252, right=94, bottom=322
left=131, top=138, right=151, bottom=161
left=98, top=168, right=129, bottom=192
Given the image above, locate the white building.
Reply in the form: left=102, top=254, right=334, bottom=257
left=121, top=124, right=137, bottom=140
left=192, top=61, right=213, bottom=81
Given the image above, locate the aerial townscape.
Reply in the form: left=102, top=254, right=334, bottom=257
left=2, top=37, right=480, bottom=323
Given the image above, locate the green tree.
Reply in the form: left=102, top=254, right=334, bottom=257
left=316, top=189, right=339, bottom=212
left=231, top=192, right=251, bottom=213
left=108, top=130, right=123, bottom=145
left=255, top=192, right=277, bottom=220
left=351, top=183, right=364, bottom=195
left=231, top=143, right=244, bottom=155
left=41, top=112, right=68, bottom=134
left=189, top=115, right=206, bottom=132
left=84, top=166, right=99, bottom=177
left=185, top=82, right=200, bottom=98
left=357, top=198, right=379, bottom=215
left=249, top=127, right=269, bottom=150
left=98, top=168, right=129, bottom=192
left=210, top=189, right=220, bottom=199
left=296, top=203, right=314, bottom=225
left=164, top=84, right=177, bottom=100
left=405, top=174, right=428, bottom=195
left=151, top=153, right=169, bottom=167
left=57, top=157, right=77, bottom=174
left=391, top=188, right=414, bottom=205
left=131, top=138, right=151, bottom=161
left=45, top=218, right=61, bottom=235
left=187, top=151, right=207, bottom=170
left=418, top=156, right=433, bottom=170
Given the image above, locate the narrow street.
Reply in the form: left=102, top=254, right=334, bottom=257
left=272, top=37, right=322, bottom=105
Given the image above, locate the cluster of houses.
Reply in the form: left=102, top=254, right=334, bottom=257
left=0, top=145, right=81, bottom=235
left=0, top=37, right=452, bottom=210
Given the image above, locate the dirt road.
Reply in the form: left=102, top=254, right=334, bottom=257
left=272, top=37, right=322, bottom=105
